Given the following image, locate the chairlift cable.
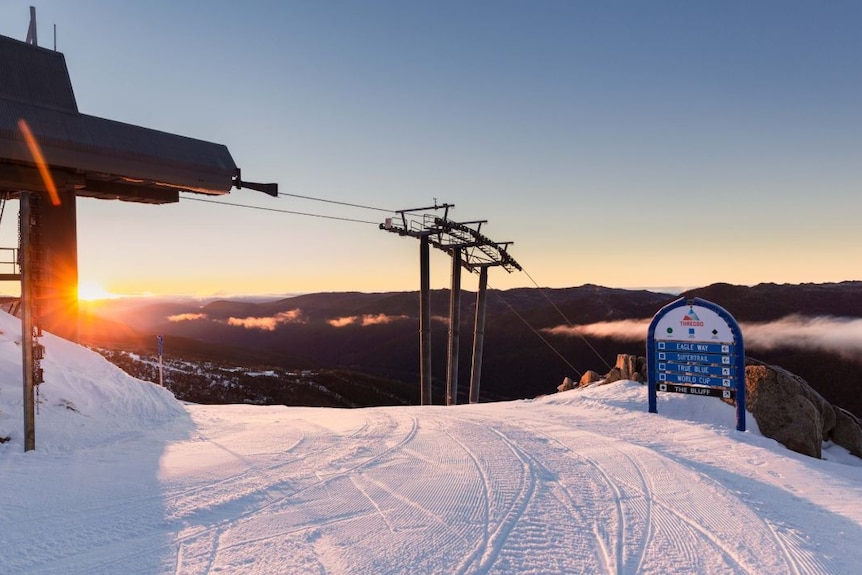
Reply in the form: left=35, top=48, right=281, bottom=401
left=489, top=284, right=583, bottom=378
left=180, top=196, right=381, bottom=225
left=182, top=190, right=611, bottom=374
left=276, top=192, right=395, bottom=214
left=519, top=267, right=614, bottom=372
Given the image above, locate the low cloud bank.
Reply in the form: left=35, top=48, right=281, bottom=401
left=544, top=315, right=862, bottom=360
left=328, top=313, right=409, bottom=328
left=328, top=316, right=356, bottom=328
left=742, top=315, right=862, bottom=358
left=544, top=319, right=649, bottom=342
left=227, top=309, right=305, bottom=331
left=167, top=313, right=207, bottom=322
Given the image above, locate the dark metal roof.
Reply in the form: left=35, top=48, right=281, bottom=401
left=0, top=34, right=77, bottom=113
left=0, top=33, right=238, bottom=204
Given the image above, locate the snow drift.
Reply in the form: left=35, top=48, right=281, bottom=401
left=0, top=311, right=187, bottom=451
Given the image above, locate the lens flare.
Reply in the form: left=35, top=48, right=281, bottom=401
left=17, top=118, right=61, bottom=206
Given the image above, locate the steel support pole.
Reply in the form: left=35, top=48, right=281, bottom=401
left=446, top=250, right=462, bottom=406
left=419, top=234, right=432, bottom=405
left=20, top=193, right=35, bottom=451
left=468, top=266, right=489, bottom=404
left=40, top=189, right=79, bottom=342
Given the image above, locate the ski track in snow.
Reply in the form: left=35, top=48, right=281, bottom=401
left=224, top=413, right=823, bottom=575
left=2, top=400, right=858, bottom=574
left=511, top=411, right=835, bottom=575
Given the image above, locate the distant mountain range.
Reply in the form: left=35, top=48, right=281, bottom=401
left=80, top=281, right=862, bottom=415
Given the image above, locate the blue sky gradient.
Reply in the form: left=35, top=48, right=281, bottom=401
left=1, top=1, right=859, bottom=296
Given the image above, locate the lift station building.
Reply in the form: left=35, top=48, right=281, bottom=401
left=0, top=29, right=273, bottom=341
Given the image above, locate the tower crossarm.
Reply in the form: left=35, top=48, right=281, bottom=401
left=432, top=217, right=521, bottom=273
left=380, top=206, right=520, bottom=272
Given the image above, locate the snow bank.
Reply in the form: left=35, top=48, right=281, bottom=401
left=533, top=378, right=760, bottom=432
left=538, top=379, right=861, bottom=466
left=0, top=312, right=188, bottom=452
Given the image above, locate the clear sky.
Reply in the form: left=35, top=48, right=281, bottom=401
left=1, top=1, right=859, bottom=297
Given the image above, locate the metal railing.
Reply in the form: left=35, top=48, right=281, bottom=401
left=0, top=247, right=21, bottom=280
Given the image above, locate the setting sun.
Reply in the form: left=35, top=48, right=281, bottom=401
left=78, top=280, right=114, bottom=302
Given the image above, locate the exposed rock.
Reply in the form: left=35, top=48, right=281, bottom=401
left=763, top=394, right=820, bottom=458
left=579, top=371, right=602, bottom=387
left=746, top=364, right=836, bottom=438
left=831, top=408, right=862, bottom=458
left=557, top=377, right=576, bottom=393
left=636, top=356, right=648, bottom=379
left=608, top=355, right=645, bottom=383
left=603, top=367, right=624, bottom=385
left=615, top=354, right=638, bottom=380
left=738, top=362, right=861, bottom=459
left=744, top=364, right=839, bottom=459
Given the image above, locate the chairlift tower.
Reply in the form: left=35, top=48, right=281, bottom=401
left=381, top=204, right=520, bottom=405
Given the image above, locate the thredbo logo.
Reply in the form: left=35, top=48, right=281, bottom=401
left=680, top=308, right=704, bottom=327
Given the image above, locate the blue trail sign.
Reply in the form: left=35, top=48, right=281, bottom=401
left=647, top=297, right=746, bottom=432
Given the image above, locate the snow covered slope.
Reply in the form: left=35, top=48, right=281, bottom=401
left=0, top=312, right=186, bottom=451
left=1, top=311, right=861, bottom=574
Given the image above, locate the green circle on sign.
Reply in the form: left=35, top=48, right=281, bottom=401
left=667, top=327, right=673, bottom=334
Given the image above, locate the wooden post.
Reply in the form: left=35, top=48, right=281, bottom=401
left=419, top=234, right=432, bottom=405
left=446, top=250, right=462, bottom=406
left=468, top=266, right=489, bottom=404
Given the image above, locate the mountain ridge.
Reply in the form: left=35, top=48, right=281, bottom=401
left=80, top=281, right=862, bottom=414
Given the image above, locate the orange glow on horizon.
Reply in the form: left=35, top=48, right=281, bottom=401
left=17, top=119, right=61, bottom=206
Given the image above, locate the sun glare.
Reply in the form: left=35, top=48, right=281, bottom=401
left=78, top=281, right=114, bottom=302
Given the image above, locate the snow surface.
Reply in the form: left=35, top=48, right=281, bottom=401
left=2, top=311, right=862, bottom=575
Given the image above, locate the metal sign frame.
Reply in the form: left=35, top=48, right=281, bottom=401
left=647, top=297, right=746, bottom=432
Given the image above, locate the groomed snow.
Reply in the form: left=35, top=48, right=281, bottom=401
left=1, top=311, right=861, bottom=574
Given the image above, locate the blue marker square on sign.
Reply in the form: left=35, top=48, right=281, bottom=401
left=688, top=328, right=695, bottom=335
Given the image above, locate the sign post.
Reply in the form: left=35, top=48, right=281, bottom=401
left=647, top=297, right=746, bottom=432
left=157, top=335, right=164, bottom=387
